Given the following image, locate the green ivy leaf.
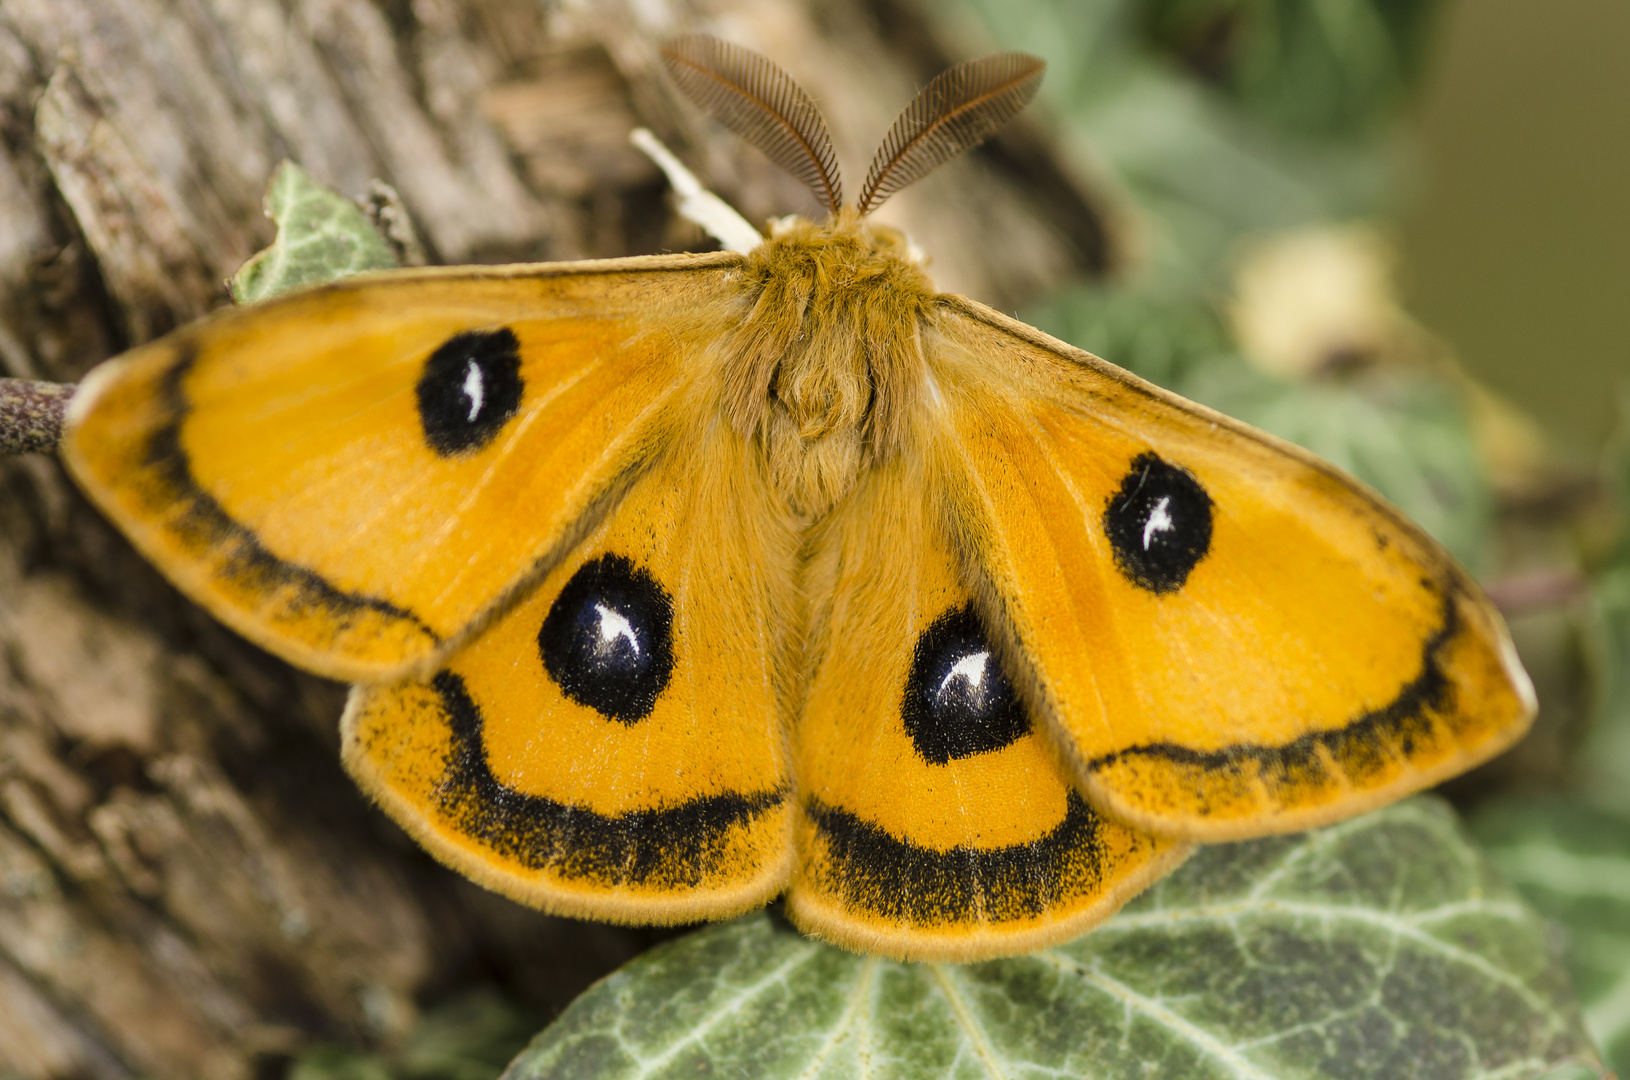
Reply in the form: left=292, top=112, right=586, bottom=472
left=505, top=799, right=1601, bottom=1080
left=229, top=160, right=399, bottom=305
left=1469, top=799, right=1630, bottom=1077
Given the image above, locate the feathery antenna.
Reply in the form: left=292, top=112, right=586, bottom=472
left=857, top=53, right=1044, bottom=216
left=660, top=35, right=844, bottom=216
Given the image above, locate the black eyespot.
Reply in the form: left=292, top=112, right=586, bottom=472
left=539, top=554, right=674, bottom=724
left=1104, top=452, right=1213, bottom=594
left=902, top=604, right=1029, bottom=765
left=416, top=328, right=524, bottom=456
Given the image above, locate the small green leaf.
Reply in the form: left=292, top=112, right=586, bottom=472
left=398, top=989, right=539, bottom=1080
left=1470, top=798, right=1630, bottom=1076
left=289, top=1046, right=394, bottom=1080
left=506, top=799, right=1601, bottom=1080
left=230, top=160, right=400, bottom=305
left=288, top=990, right=537, bottom=1080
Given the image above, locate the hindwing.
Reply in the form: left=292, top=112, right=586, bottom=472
left=342, top=429, right=797, bottom=922
left=787, top=450, right=1188, bottom=961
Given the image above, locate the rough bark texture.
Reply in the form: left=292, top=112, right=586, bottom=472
left=0, top=380, right=71, bottom=454
left=0, top=1, right=1114, bottom=1077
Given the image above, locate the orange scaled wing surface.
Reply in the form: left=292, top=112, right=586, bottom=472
left=925, top=296, right=1535, bottom=842
left=787, top=450, right=1188, bottom=961
left=63, top=255, right=739, bottom=682
left=343, top=428, right=798, bottom=923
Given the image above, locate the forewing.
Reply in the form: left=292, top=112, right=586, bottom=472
left=342, top=428, right=796, bottom=923
left=928, top=297, right=1535, bottom=841
left=788, top=452, right=1188, bottom=961
left=63, top=256, right=738, bottom=682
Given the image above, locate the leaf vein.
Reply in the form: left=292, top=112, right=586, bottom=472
left=626, top=944, right=825, bottom=1079
left=1095, top=899, right=1554, bottom=1018
left=929, top=964, right=1013, bottom=1080
left=1042, top=953, right=1276, bottom=1080
left=791, top=958, right=879, bottom=1080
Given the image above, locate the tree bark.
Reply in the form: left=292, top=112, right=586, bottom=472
left=0, top=1, right=1114, bottom=1076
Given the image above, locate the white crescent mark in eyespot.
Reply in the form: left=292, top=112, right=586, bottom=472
left=461, top=360, right=484, bottom=422
left=940, top=651, right=990, bottom=695
left=1142, top=495, right=1174, bottom=550
left=594, top=603, right=641, bottom=656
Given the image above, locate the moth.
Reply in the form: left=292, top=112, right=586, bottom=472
left=62, top=36, right=1535, bottom=961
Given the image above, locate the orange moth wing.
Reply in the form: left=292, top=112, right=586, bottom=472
left=342, top=428, right=797, bottom=923
left=924, top=296, right=1536, bottom=842
left=63, top=256, right=736, bottom=682
left=787, top=448, right=1187, bottom=961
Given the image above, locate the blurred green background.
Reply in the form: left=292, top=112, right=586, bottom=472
left=939, top=0, right=1628, bottom=460
left=1403, top=0, right=1630, bottom=460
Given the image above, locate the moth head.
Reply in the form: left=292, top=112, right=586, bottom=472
left=659, top=35, right=1045, bottom=220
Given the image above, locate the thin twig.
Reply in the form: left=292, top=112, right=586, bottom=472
left=0, top=379, right=75, bottom=455
left=1483, top=569, right=1589, bottom=615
